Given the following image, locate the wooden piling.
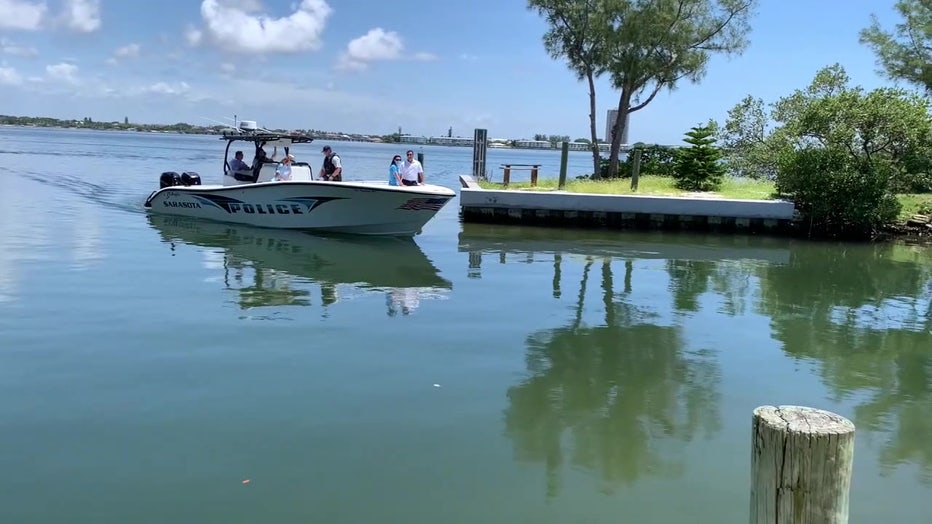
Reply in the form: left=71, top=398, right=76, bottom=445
left=750, top=405, right=855, bottom=524
left=630, top=148, right=642, bottom=191
left=502, top=165, right=511, bottom=187
left=530, top=165, right=539, bottom=187
left=417, top=152, right=424, bottom=165
left=558, top=141, right=569, bottom=190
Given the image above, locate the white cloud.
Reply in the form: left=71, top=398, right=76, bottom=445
left=139, top=81, right=191, bottom=96
left=185, top=25, right=202, bottom=46
left=0, top=0, right=47, bottom=30
left=337, top=28, right=403, bottom=71
left=220, top=62, right=235, bottom=73
left=198, top=0, right=332, bottom=54
left=59, top=0, right=100, bottom=32
left=0, top=37, right=38, bottom=57
left=0, top=66, right=22, bottom=85
left=114, top=43, right=141, bottom=58
left=46, top=62, right=78, bottom=83
left=337, top=28, right=437, bottom=71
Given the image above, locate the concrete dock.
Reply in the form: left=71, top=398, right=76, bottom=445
left=458, top=175, right=798, bottom=234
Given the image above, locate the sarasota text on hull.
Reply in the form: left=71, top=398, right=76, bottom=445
left=142, top=121, right=454, bottom=236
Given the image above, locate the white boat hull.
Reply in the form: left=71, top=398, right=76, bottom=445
left=144, top=180, right=455, bottom=236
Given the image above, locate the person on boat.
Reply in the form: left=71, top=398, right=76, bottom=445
left=253, top=144, right=277, bottom=168
left=388, top=154, right=403, bottom=186
left=319, top=145, right=342, bottom=181
left=274, top=154, right=294, bottom=181
left=400, top=150, right=423, bottom=186
left=229, top=150, right=250, bottom=172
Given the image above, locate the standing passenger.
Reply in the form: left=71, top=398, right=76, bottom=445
left=319, top=145, right=342, bottom=181
left=274, top=154, right=294, bottom=181
left=400, top=150, right=423, bottom=186
left=388, top=155, right=403, bottom=186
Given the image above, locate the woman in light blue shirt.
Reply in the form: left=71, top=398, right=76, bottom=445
left=388, top=154, right=403, bottom=186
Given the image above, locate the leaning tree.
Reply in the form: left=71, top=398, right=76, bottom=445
left=601, top=0, right=758, bottom=179
left=528, top=0, right=612, bottom=178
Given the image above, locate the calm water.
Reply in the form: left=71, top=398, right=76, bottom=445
left=1, top=127, right=931, bottom=523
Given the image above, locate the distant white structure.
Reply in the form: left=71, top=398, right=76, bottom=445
left=429, top=136, right=474, bottom=146
left=399, top=134, right=428, bottom=144
left=605, top=109, right=629, bottom=144
left=513, top=139, right=551, bottom=149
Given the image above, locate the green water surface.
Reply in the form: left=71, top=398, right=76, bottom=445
left=0, top=127, right=930, bottom=523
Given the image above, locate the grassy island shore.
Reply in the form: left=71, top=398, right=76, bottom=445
left=477, top=176, right=932, bottom=234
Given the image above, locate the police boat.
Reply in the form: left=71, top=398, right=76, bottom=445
left=144, top=120, right=455, bottom=237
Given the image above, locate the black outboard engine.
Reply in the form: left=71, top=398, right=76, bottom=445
left=160, top=171, right=181, bottom=188
left=181, top=172, right=201, bottom=186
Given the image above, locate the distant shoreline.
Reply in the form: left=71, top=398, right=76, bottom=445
left=0, top=117, right=616, bottom=152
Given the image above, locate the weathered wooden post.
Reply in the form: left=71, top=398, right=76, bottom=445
left=502, top=164, right=511, bottom=187
left=750, top=405, right=856, bottom=524
left=472, top=128, right=488, bottom=179
left=417, top=151, right=426, bottom=184
left=530, top=164, right=539, bottom=187
left=630, top=148, right=642, bottom=191
left=558, top=141, right=569, bottom=190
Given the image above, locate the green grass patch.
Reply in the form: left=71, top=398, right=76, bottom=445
left=478, top=175, right=779, bottom=200
left=896, top=193, right=932, bottom=221
left=477, top=176, right=932, bottom=225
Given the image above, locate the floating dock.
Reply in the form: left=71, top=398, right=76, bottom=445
left=458, top=175, right=798, bottom=235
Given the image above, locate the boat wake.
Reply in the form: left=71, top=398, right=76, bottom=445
left=16, top=170, right=147, bottom=215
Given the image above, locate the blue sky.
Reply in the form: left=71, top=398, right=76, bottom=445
left=0, top=0, right=916, bottom=144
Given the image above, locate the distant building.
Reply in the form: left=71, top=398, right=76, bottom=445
left=399, top=134, right=428, bottom=144
left=513, top=139, right=552, bottom=149
left=605, top=109, right=629, bottom=145
left=429, top=136, right=473, bottom=146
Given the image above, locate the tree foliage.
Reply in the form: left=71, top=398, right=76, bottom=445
left=776, top=148, right=901, bottom=237
left=717, top=95, right=777, bottom=179
left=528, top=0, right=610, bottom=177
left=600, top=0, right=758, bottom=179
left=673, top=122, right=725, bottom=191
left=721, top=63, right=932, bottom=237
left=529, top=0, right=759, bottom=180
left=859, top=0, right=932, bottom=94
left=595, top=143, right=677, bottom=178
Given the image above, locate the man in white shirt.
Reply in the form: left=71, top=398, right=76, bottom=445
left=400, top=150, right=423, bottom=186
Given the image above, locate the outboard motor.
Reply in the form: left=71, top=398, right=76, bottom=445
left=160, top=171, right=181, bottom=188
left=181, top=172, right=201, bottom=186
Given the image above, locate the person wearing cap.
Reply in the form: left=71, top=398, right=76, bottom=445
left=319, top=145, right=342, bottom=181
left=274, top=153, right=294, bottom=181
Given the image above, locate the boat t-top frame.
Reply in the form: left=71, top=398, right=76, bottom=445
left=220, top=130, right=315, bottom=176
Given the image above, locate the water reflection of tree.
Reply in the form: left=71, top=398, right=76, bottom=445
left=757, top=243, right=932, bottom=483
left=504, top=257, right=722, bottom=497
left=665, top=258, right=757, bottom=316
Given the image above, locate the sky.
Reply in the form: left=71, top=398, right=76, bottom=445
left=0, top=0, right=918, bottom=144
